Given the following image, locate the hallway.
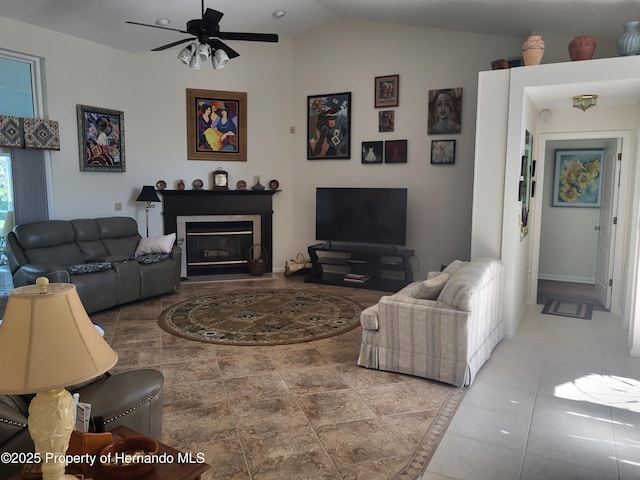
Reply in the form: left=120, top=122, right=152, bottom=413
left=537, top=279, right=606, bottom=311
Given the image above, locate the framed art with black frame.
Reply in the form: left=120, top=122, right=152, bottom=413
left=430, top=139, right=456, bottom=164
left=362, top=141, right=383, bottom=164
left=307, top=92, right=351, bottom=160
left=77, top=104, right=125, bottom=172
left=384, top=139, right=407, bottom=163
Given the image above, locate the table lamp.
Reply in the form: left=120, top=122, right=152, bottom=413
left=0, top=278, right=118, bottom=480
left=136, top=185, right=161, bottom=237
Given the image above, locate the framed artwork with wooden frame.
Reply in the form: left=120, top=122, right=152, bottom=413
left=375, top=74, right=399, bottom=108
left=77, top=104, right=125, bottom=172
left=307, top=92, right=351, bottom=160
left=186, top=88, right=247, bottom=162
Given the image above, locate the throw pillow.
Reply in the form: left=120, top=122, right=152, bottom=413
left=65, top=262, right=112, bottom=275
left=414, top=272, right=450, bottom=300
left=135, top=233, right=176, bottom=257
left=135, top=253, right=171, bottom=265
left=442, top=260, right=467, bottom=276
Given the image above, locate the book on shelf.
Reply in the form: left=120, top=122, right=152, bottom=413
left=343, top=273, right=370, bottom=283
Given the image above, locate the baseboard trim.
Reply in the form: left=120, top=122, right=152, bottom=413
left=538, top=274, right=595, bottom=284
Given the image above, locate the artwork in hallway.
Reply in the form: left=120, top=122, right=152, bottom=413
left=552, top=149, right=603, bottom=207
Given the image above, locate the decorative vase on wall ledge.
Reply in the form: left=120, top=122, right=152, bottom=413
left=568, top=35, right=596, bottom=61
left=617, top=21, right=640, bottom=56
left=522, top=35, right=545, bottom=66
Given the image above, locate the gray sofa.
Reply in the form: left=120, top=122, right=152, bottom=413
left=6, top=216, right=181, bottom=313
left=358, top=257, right=504, bottom=387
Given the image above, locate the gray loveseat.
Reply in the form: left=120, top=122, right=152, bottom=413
left=6, top=216, right=181, bottom=313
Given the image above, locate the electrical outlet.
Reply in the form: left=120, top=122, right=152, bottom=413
left=114, top=202, right=122, bottom=211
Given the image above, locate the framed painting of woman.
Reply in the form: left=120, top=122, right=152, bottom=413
left=77, top=104, right=125, bottom=172
left=186, top=88, right=247, bottom=161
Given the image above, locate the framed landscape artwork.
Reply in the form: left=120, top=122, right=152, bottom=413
left=552, top=149, right=603, bottom=207
left=77, top=104, right=125, bottom=172
left=375, top=74, right=399, bottom=108
left=307, top=92, right=351, bottom=160
left=384, top=139, right=407, bottom=163
left=186, top=88, right=247, bottom=162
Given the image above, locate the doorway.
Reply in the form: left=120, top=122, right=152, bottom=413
left=530, top=131, right=630, bottom=316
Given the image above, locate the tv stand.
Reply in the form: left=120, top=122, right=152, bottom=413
left=305, top=243, right=414, bottom=291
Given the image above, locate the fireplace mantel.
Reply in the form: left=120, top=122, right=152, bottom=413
left=160, top=189, right=279, bottom=275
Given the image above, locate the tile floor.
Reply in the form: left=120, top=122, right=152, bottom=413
left=2, top=270, right=639, bottom=479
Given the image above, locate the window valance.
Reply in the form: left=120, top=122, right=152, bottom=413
left=0, top=115, right=60, bottom=150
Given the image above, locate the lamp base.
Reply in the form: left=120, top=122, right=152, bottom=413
left=28, top=388, right=75, bottom=480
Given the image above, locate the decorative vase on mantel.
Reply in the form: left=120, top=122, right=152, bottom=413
left=617, top=21, right=640, bottom=56
left=568, top=35, right=596, bottom=61
left=522, top=35, right=545, bottom=66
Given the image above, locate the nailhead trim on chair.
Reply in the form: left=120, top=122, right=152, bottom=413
left=102, top=392, right=160, bottom=425
left=0, top=417, right=27, bottom=428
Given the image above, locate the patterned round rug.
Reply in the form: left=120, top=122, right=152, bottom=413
left=158, top=289, right=363, bottom=345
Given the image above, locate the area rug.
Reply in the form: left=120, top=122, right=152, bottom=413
left=158, top=288, right=363, bottom=345
left=542, top=298, right=593, bottom=320
left=393, top=386, right=466, bottom=479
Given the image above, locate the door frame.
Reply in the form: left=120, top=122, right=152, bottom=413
left=529, top=130, right=631, bottom=315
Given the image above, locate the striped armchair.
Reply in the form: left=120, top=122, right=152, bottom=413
left=357, top=257, right=504, bottom=387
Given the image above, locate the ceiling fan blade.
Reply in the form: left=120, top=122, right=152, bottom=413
left=209, top=39, right=240, bottom=59
left=203, top=8, right=224, bottom=31
left=126, top=21, right=189, bottom=34
left=217, top=32, right=279, bottom=43
left=151, top=38, right=194, bottom=52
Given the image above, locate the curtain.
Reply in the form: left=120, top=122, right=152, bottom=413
left=11, top=149, right=48, bottom=225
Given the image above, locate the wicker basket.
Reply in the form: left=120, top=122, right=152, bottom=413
left=247, top=244, right=268, bottom=276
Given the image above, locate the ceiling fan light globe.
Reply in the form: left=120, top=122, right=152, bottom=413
left=189, top=53, right=202, bottom=69
left=212, top=49, right=229, bottom=70
left=178, top=43, right=196, bottom=64
left=197, top=43, right=211, bottom=60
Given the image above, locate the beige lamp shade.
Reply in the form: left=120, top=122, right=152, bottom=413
left=0, top=279, right=118, bottom=394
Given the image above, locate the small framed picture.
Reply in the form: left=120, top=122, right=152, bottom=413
left=385, top=139, right=407, bottom=163
left=375, top=75, right=399, bottom=108
left=427, top=88, right=462, bottom=135
left=431, top=140, right=456, bottom=164
left=362, top=141, right=383, bottom=164
left=378, top=110, right=394, bottom=132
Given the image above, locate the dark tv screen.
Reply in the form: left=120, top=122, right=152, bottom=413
left=315, top=187, right=408, bottom=246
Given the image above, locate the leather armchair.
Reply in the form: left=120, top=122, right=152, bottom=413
left=0, top=369, right=163, bottom=477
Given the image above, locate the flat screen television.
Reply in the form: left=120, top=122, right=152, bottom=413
left=315, top=187, right=408, bottom=246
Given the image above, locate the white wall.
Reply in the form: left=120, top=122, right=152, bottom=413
left=0, top=13, right=624, bottom=278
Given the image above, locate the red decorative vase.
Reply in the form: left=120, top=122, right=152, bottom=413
left=569, top=35, right=596, bottom=61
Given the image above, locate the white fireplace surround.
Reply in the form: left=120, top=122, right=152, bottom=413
left=176, top=214, right=262, bottom=278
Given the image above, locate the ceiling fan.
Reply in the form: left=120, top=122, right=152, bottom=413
left=125, top=0, right=279, bottom=60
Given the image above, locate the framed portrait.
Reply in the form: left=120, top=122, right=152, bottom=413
left=77, top=104, right=125, bottom=172
left=378, top=110, right=394, bottom=132
left=375, top=74, right=399, bottom=108
left=431, top=139, right=456, bottom=164
left=362, top=141, right=383, bottom=164
left=552, top=149, right=603, bottom=207
left=427, top=88, right=462, bottom=135
left=186, top=88, right=247, bottom=162
left=384, top=139, right=407, bottom=164
left=307, top=92, right=351, bottom=160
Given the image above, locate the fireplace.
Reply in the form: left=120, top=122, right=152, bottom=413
left=177, top=215, right=261, bottom=277
left=160, top=190, right=277, bottom=278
